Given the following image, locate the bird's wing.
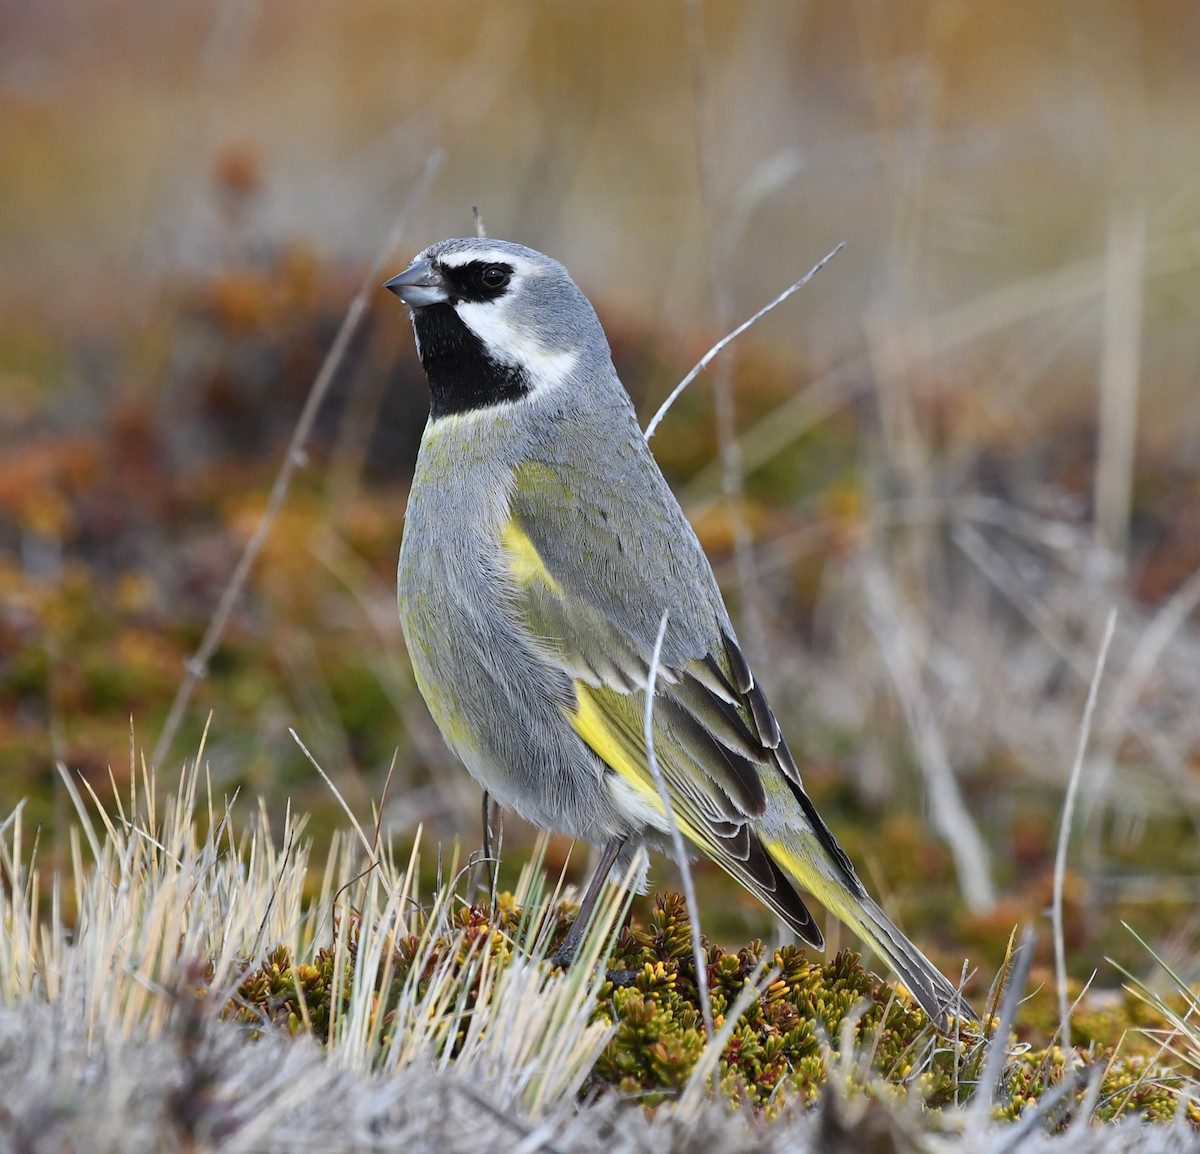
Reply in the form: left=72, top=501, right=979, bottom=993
left=504, top=455, right=862, bottom=945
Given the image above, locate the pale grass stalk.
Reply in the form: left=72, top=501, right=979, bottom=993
left=643, top=244, right=845, bottom=443
left=442, top=941, right=501, bottom=1066
left=309, top=820, right=619, bottom=1113
left=306, top=826, right=354, bottom=954
left=1094, top=205, right=1146, bottom=562
left=2, top=735, right=729, bottom=1126
left=291, top=727, right=387, bottom=891
left=1053, top=607, right=1117, bottom=1050
left=920, top=225, right=1200, bottom=356
left=43, top=872, right=65, bottom=1001
left=14, top=757, right=326, bottom=1046
left=432, top=859, right=624, bottom=1110
left=325, top=852, right=619, bottom=1112
left=860, top=557, right=996, bottom=911
left=970, top=925, right=1036, bottom=1126
left=516, top=872, right=633, bottom=1113
left=499, top=962, right=614, bottom=1113
left=337, top=863, right=419, bottom=1064
left=0, top=810, right=32, bottom=999
left=498, top=832, right=559, bottom=955
left=643, top=609, right=713, bottom=1039
left=1112, top=925, right=1200, bottom=1077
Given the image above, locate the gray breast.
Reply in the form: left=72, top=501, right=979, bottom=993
left=397, top=412, right=624, bottom=842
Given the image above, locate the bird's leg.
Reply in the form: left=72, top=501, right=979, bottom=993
left=468, top=791, right=499, bottom=911
left=550, top=835, right=627, bottom=970
left=481, top=791, right=498, bottom=910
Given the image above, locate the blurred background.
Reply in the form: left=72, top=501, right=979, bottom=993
left=3, top=1, right=1199, bottom=999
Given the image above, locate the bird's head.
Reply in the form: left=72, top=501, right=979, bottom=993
left=385, top=238, right=610, bottom=420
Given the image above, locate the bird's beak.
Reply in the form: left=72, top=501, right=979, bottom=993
left=383, top=258, right=448, bottom=307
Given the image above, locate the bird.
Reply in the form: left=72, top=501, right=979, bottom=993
left=384, top=237, right=974, bottom=1029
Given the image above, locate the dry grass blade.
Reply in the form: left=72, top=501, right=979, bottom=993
left=643, top=608, right=713, bottom=1039
left=1093, top=205, right=1145, bottom=563
left=971, top=926, right=1036, bottom=1126
left=1111, top=924, right=1200, bottom=1076
left=2, top=751, right=621, bottom=1123
left=860, top=556, right=996, bottom=910
left=289, top=727, right=381, bottom=879
left=643, top=244, right=845, bottom=442
left=1053, top=607, right=1117, bottom=1050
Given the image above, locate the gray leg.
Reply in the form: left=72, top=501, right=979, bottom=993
left=551, top=835, right=626, bottom=967
left=481, top=791, right=497, bottom=902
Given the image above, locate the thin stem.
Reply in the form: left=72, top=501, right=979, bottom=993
left=643, top=244, right=845, bottom=442
left=151, top=152, right=443, bottom=770
left=1053, top=607, right=1117, bottom=1050
left=643, top=609, right=713, bottom=1039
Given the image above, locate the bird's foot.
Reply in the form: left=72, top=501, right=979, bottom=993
left=548, top=943, right=640, bottom=988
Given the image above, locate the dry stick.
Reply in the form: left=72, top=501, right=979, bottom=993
left=151, top=152, right=443, bottom=771
left=682, top=0, right=768, bottom=666
left=861, top=557, right=996, bottom=910
left=1052, top=607, right=1117, bottom=1052
left=643, top=243, right=845, bottom=442
left=643, top=609, right=714, bottom=1039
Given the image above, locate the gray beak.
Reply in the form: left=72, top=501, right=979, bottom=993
left=383, top=258, right=448, bottom=307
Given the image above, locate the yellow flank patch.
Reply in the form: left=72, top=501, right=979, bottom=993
left=570, top=685, right=652, bottom=792
left=570, top=683, right=706, bottom=851
left=500, top=518, right=561, bottom=592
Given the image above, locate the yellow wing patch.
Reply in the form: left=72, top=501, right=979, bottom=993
left=571, top=685, right=657, bottom=802
left=570, top=682, right=716, bottom=846
left=500, top=517, right=562, bottom=592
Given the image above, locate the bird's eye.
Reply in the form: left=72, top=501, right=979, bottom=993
left=480, top=265, right=510, bottom=290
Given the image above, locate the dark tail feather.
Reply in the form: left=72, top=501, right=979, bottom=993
left=838, top=893, right=977, bottom=1029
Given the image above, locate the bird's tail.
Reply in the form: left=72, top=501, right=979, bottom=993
left=825, top=888, right=976, bottom=1030
left=765, top=839, right=976, bottom=1029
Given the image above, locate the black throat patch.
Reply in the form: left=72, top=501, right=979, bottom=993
left=412, top=303, right=530, bottom=419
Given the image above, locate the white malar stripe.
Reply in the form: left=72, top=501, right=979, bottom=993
left=455, top=299, right=579, bottom=394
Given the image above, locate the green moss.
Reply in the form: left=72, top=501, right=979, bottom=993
left=222, top=889, right=1198, bottom=1124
